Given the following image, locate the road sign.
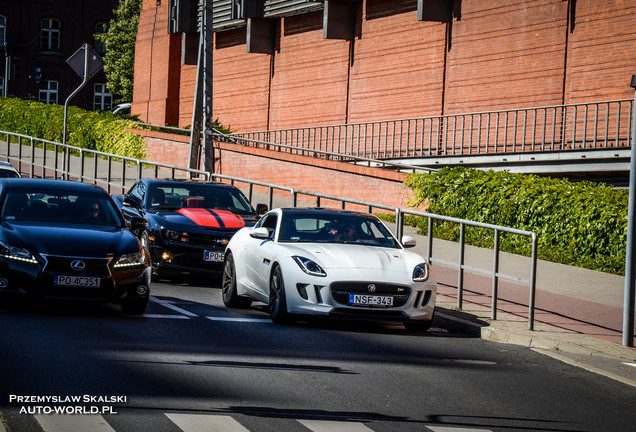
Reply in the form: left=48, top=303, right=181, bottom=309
left=66, top=43, right=103, bottom=78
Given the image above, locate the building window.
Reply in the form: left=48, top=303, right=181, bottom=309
left=0, top=15, right=6, bottom=48
left=0, top=77, right=4, bottom=97
left=94, top=22, right=107, bottom=56
left=39, top=80, right=58, bottom=104
left=40, top=19, right=61, bottom=52
left=94, top=83, right=112, bottom=111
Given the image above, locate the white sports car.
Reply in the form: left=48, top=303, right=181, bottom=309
left=222, top=208, right=437, bottom=330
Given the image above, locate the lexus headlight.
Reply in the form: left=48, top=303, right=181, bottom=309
left=114, top=250, right=147, bottom=268
left=292, top=256, right=327, bottom=277
left=412, top=262, right=430, bottom=282
left=0, top=240, right=37, bottom=264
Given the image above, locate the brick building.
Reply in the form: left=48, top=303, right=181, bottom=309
left=133, top=0, right=636, bottom=132
left=0, top=0, right=118, bottom=110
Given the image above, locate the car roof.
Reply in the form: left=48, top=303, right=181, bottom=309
left=278, top=207, right=379, bottom=219
left=0, top=161, right=16, bottom=169
left=141, top=178, right=240, bottom=190
left=0, top=178, right=107, bottom=193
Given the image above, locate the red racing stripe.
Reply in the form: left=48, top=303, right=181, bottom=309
left=176, top=208, right=245, bottom=229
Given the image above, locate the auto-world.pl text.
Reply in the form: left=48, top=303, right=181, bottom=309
left=10, top=395, right=127, bottom=415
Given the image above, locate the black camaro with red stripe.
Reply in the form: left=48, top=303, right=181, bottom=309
left=113, top=179, right=267, bottom=279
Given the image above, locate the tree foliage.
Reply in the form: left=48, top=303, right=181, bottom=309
left=97, top=0, right=142, bottom=102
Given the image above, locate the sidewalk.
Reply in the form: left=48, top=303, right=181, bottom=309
left=400, top=225, right=636, bottom=387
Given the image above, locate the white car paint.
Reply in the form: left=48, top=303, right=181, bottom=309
left=223, top=208, right=437, bottom=330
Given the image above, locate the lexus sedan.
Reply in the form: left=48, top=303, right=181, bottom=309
left=0, top=178, right=151, bottom=314
left=222, top=208, right=437, bottom=330
left=113, top=178, right=267, bottom=279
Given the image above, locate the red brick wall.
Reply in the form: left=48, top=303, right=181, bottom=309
left=132, top=0, right=181, bottom=125
left=134, top=0, right=636, bottom=129
left=445, top=0, right=569, bottom=113
left=564, top=0, right=636, bottom=103
left=138, top=130, right=410, bottom=209
left=348, top=0, right=447, bottom=122
left=268, top=12, right=352, bottom=129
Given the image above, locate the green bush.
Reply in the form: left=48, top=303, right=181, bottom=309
left=0, top=97, right=147, bottom=159
left=404, top=167, right=627, bottom=275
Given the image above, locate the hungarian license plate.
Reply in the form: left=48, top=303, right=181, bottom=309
left=349, top=294, right=393, bottom=307
left=204, top=251, right=224, bottom=262
left=54, top=275, right=100, bottom=288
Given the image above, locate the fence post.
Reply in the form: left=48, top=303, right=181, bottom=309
left=491, top=229, right=500, bottom=320
left=457, top=223, right=465, bottom=309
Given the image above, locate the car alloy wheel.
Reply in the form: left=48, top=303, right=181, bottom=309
left=269, top=265, right=290, bottom=324
left=222, top=252, right=251, bottom=308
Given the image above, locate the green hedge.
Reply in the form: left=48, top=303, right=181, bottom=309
left=404, top=167, right=627, bottom=275
left=0, top=97, right=147, bottom=159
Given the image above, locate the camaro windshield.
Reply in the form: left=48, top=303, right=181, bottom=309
left=278, top=213, right=401, bottom=248
left=1, top=189, right=122, bottom=227
left=147, top=184, right=255, bottom=215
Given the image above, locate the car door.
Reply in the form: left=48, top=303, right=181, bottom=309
left=244, top=212, right=279, bottom=298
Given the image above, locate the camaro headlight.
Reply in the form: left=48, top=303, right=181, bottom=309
left=165, top=230, right=188, bottom=242
left=114, top=250, right=146, bottom=268
left=412, top=262, right=430, bottom=282
left=0, top=240, right=38, bottom=264
left=292, top=256, right=327, bottom=277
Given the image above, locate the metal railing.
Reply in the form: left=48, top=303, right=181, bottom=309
left=0, top=130, right=539, bottom=329
left=230, top=99, right=633, bottom=160
left=137, top=123, right=437, bottom=173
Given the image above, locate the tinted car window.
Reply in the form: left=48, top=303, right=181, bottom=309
left=147, top=184, right=255, bottom=215
left=278, top=213, right=399, bottom=248
left=1, top=189, right=122, bottom=228
left=0, top=170, right=19, bottom=178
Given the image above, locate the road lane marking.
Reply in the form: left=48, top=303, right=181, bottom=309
left=166, top=413, right=250, bottom=432
left=141, top=314, right=190, bottom=319
left=623, top=362, right=636, bottom=368
left=206, top=316, right=272, bottom=323
left=428, top=427, right=494, bottom=432
left=298, top=420, right=375, bottom=432
left=35, top=415, right=115, bottom=432
left=150, top=297, right=198, bottom=317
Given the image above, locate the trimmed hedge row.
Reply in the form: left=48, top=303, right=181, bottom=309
left=0, top=97, right=147, bottom=159
left=404, top=167, right=627, bottom=275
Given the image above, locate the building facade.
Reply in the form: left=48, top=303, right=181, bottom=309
left=133, top=0, right=636, bottom=132
left=0, top=0, right=118, bottom=110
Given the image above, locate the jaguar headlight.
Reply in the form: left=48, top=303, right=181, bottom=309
left=292, top=256, right=327, bottom=277
left=114, top=250, right=146, bottom=268
left=412, top=262, right=430, bottom=282
left=0, top=241, right=38, bottom=264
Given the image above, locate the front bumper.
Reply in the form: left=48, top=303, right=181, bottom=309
left=150, top=243, right=227, bottom=276
left=282, top=267, right=437, bottom=323
left=0, top=255, right=150, bottom=304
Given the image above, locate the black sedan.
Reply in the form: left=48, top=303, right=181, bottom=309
left=0, top=178, right=151, bottom=314
left=113, top=178, right=267, bottom=279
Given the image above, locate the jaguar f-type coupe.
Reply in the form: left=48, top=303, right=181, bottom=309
left=222, top=208, right=437, bottom=330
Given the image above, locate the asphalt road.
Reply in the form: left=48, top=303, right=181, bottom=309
left=0, top=278, right=635, bottom=432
